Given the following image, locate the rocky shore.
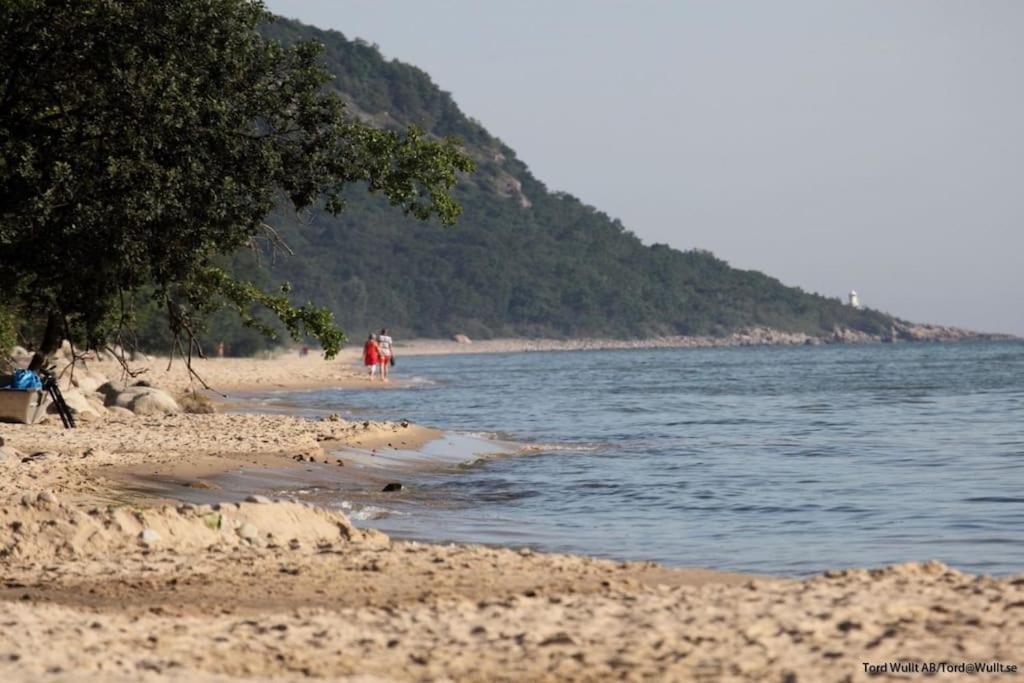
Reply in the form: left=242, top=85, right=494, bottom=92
left=401, top=323, right=1016, bottom=357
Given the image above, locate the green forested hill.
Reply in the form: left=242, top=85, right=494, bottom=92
left=208, top=17, right=898, bottom=350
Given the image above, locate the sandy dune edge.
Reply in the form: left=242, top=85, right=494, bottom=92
left=0, top=495, right=1021, bottom=681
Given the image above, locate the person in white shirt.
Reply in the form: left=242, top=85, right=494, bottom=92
left=377, top=328, right=393, bottom=381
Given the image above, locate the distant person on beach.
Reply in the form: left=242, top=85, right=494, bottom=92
left=378, top=328, right=394, bottom=381
left=362, top=333, right=381, bottom=381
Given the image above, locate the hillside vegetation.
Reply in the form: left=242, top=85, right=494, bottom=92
left=190, top=17, right=899, bottom=352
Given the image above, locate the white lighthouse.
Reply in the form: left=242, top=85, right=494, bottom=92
left=848, top=290, right=861, bottom=309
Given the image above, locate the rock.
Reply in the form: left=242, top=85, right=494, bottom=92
left=95, top=379, right=126, bottom=399
left=178, top=391, right=216, bottom=414
left=106, top=406, right=134, bottom=419
left=115, top=387, right=180, bottom=415
left=20, top=493, right=36, bottom=506
left=237, top=522, right=259, bottom=540
left=382, top=482, right=404, bottom=492
left=72, top=372, right=108, bottom=394
left=139, top=528, right=161, bottom=545
left=38, top=490, right=58, bottom=504
left=23, top=451, right=56, bottom=463
left=452, top=333, right=472, bottom=344
left=182, top=480, right=220, bottom=490
left=539, top=632, right=575, bottom=647
left=245, top=495, right=272, bottom=504
left=56, top=388, right=100, bottom=417
left=85, top=397, right=108, bottom=416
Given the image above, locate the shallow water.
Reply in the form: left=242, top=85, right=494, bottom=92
left=250, top=340, right=1024, bottom=575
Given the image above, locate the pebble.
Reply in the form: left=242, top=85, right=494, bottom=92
left=245, top=495, right=272, bottom=504
left=22, top=451, right=56, bottom=463
left=237, top=523, right=259, bottom=540
left=20, top=493, right=36, bottom=506
left=38, top=490, right=58, bottom=505
left=139, top=528, right=161, bottom=545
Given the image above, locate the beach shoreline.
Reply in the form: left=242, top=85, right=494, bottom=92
left=394, top=325, right=1018, bottom=358
left=1, top=352, right=1022, bottom=681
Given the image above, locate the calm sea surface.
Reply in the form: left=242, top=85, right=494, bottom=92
left=258, top=341, right=1024, bottom=575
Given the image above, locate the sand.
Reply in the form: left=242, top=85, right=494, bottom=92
left=1, top=353, right=1020, bottom=681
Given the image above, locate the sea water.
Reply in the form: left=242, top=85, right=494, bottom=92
left=257, top=341, right=1024, bottom=575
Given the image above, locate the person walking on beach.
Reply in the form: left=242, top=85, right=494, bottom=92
left=377, top=328, right=394, bottom=382
left=362, top=332, right=381, bottom=381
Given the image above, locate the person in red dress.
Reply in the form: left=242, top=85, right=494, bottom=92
left=362, top=333, right=381, bottom=381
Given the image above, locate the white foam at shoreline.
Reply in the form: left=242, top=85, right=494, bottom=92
left=336, top=500, right=395, bottom=520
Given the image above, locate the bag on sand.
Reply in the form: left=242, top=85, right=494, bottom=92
left=7, top=368, right=42, bottom=390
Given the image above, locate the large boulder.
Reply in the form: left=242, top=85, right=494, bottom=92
left=72, top=371, right=108, bottom=394
left=96, top=380, right=127, bottom=404
left=54, top=388, right=103, bottom=418
left=112, top=385, right=181, bottom=415
left=130, top=391, right=180, bottom=416
left=452, top=333, right=472, bottom=344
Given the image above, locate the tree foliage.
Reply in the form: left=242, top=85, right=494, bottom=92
left=0, top=1, right=472, bottom=366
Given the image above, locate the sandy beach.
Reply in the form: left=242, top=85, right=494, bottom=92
left=1, top=352, right=1021, bottom=682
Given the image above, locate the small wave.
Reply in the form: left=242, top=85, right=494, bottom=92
left=516, top=442, right=604, bottom=454
left=456, top=450, right=529, bottom=469
left=962, top=496, right=1024, bottom=504
left=335, top=500, right=395, bottom=520
left=277, top=488, right=320, bottom=496
left=455, top=430, right=503, bottom=440
left=402, top=375, right=437, bottom=386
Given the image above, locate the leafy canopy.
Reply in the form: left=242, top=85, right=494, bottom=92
left=0, top=0, right=472, bottom=363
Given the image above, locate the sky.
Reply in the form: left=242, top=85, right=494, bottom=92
left=267, top=1, right=1023, bottom=335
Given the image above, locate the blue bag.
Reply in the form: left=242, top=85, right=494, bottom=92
left=7, top=369, right=43, bottom=390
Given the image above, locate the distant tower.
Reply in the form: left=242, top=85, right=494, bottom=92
left=848, top=290, right=861, bottom=309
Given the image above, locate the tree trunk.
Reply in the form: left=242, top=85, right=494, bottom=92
left=28, top=311, right=61, bottom=372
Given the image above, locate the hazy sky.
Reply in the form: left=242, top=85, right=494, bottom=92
left=267, top=1, right=1023, bottom=334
